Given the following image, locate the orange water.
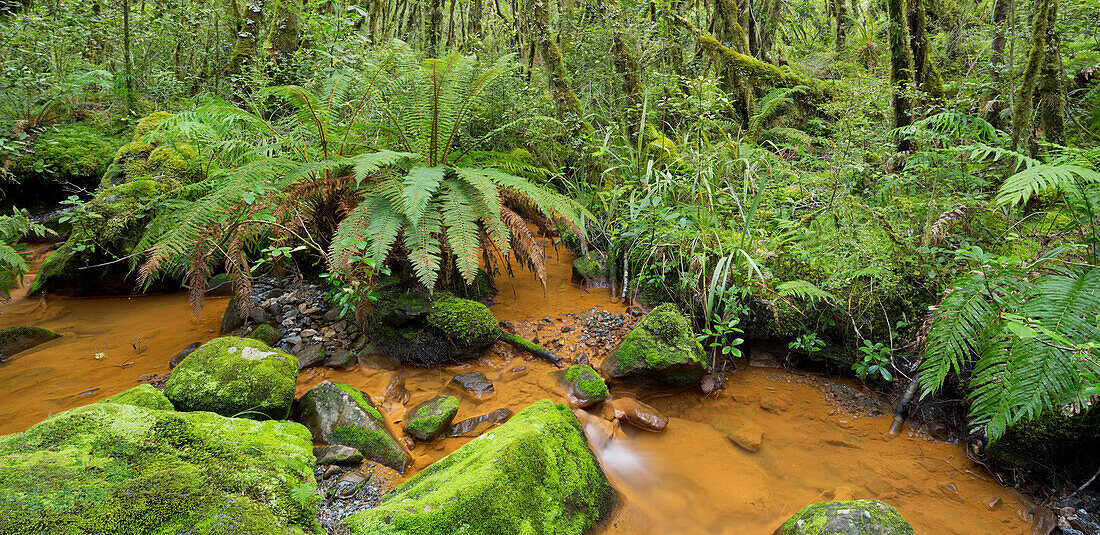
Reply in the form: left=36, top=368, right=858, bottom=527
left=0, top=246, right=1035, bottom=534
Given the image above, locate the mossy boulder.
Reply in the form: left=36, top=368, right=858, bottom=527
left=403, top=396, right=460, bottom=441
left=3, top=123, right=121, bottom=210
left=249, top=324, right=283, bottom=346
left=0, top=400, right=320, bottom=534
left=294, top=381, right=411, bottom=473
left=0, top=326, right=60, bottom=361
left=571, top=251, right=609, bottom=289
left=342, top=400, right=614, bottom=535
left=29, top=112, right=205, bottom=297
left=601, top=303, right=708, bottom=386
left=371, top=290, right=501, bottom=367
left=989, top=407, right=1100, bottom=483
left=563, top=364, right=609, bottom=408
left=775, top=500, right=914, bottom=535
left=164, top=336, right=298, bottom=420
left=98, top=384, right=174, bottom=411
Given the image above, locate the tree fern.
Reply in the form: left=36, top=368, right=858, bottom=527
left=920, top=248, right=1100, bottom=442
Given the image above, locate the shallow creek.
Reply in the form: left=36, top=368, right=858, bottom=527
left=0, top=247, right=1038, bottom=534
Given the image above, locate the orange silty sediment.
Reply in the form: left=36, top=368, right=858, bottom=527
left=0, top=245, right=1035, bottom=534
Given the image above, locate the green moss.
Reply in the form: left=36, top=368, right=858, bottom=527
left=775, top=500, right=913, bottom=534
left=99, top=384, right=174, bottom=411
left=564, top=365, right=609, bottom=399
left=132, top=111, right=174, bottom=141
left=148, top=143, right=203, bottom=182
left=0, top=401, right=319, bottom=534
left=403, top=396, right=460, bottom=441
left=0, top=326, right=60, bottom=355
left=248, top=324, right=283, bottom=346
left=9, top=124, right=120, bottom=182
left=163, top=336, right=299, bottom=420
left=343, top=400, right=613, bottom=535
left=572, top=252, right=605, bottom=279
left=427, top=297, right=500, bottom=347
left=296, top=381, right=410, bottom=472
left=603, top=303, right=707, bottom=386
left=990, top=407, right=1100, bottom=483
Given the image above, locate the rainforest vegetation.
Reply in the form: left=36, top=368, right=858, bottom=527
left=1, top=0, right=1100, bottom=532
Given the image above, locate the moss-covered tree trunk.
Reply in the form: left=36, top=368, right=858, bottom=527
left=758, top=0, right=783, bottom=62
left=906, top=0, right=944, bottom=100
left=612, top=32, right=678, bottom=161
left=427, top=0, right=443, bottom=57
left=1011, top=0, right=1054, bottom=152
left=834, top=0, right=849, bottom=54
left=1037, top=0, right=1064, bottom=146
left=229, top=0, right=264, bottom=77
left=986, top=0, right=1013, bottom=129
left=265, top=0, right=301, bottom=85
left=122, top=0, right=136, bottom=114
left=887, top=0, right=914, bottom=150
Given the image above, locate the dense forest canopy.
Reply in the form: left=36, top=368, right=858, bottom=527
left=1, top=0, right=1100, bottom=484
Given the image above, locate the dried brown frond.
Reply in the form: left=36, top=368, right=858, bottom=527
left=500, top=206, right=546, bottom=285
left=186, top=244, right=211, bottom=317
left=923, top=205, right=969, bottom=247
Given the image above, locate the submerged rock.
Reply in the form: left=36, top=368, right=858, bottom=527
left=0, top=400, right=318, bottom=534
left=447, top=408, right=514, bottom=437
left=164, top=336, right=298, bottom=420
left=0, top=326, right=60, bottom=361
left=775, top=500, right=915, bottom=535
left=342, top=400, right=614, bottom=535
left=403, top=396, right=460, bottom=441
left=168, top=341, right=200, bottom=368
left=601, top=303, right=708, bottom=386
left=294, top=381, right=411, bottom=473
left=449, top=371, right=495, bottom=400
left=371, top=291, right=500, bottom=366
left=572, top=251, right=609, bottom=289
left=563, top=364, right=609, bottom=408
left=611, top=397, right=669, bottom=433
left=98, top=384, right=174, bottom=411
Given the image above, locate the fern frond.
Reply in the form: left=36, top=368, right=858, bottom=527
left=401, top=166, right=447, bottom=226
left=995, top=164, right=1100, bottom=207
left=776, top=279, right=836, bottom=304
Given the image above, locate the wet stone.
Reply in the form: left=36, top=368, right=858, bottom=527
left=314, top=445, right=364, bottom=466
left=612, top=397, right=668, bottom=433
left=382, top=372, right=409, bottom=404
left=447, top=408, right=514, bottom=436
left=168, top=342, right=200, bottom=368
left=449, top=371, right=495, bottom=400
left=325, top=349, right=357, bottom=371
left=296, top=344, right=326, bottom=370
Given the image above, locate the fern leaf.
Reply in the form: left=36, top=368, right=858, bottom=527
left=995, top=164, right=1100, bottom=207
left=401, top=166, right=446, bottom=226
left=776, top=279, right=836, bottom=304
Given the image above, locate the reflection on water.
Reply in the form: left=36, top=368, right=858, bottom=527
left=0, top=244, right=1037, bottom=534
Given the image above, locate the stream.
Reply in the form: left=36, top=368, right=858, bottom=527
left=0, top=246, right=1039, bottom=534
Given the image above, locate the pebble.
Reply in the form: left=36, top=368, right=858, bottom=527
left=611, top=397, right=668, bottom=432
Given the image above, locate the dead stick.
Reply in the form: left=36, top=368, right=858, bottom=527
left=889, top=373, right=922, bottom=435
left=499, top=332, right=563, bottom=367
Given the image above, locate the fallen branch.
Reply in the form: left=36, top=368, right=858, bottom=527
left=663, top=9, right=819, bottom=94
left=889, top=373, right=923, bottom=435
left=499, top=332, right=562, bottom=367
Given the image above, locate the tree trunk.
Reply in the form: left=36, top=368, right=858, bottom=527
left=229, top=0, right=264, bottom=77
left=613, top=31, right=678, bottom=161
left=887, top=0, right=913, bottom=150
left=906, top=0, right=944, bottom=99
left=427, top=0, right=442, bottom=57
left=1011, top=0, right=1053, bottom=152
left=1037, top=0, right=1064, bottom=145
left=758, top=0, right=783, bottom=62
left=834, top=0, right=849, bottom=54
left=122, top=0, right=135, bottom=114
left=266, top=0, right=300, bottom=84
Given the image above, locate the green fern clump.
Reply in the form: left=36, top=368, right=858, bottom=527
left=135, top=44, right=591, bottom=312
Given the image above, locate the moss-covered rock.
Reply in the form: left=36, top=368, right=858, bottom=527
left=294, top=381, right=411, bottom=473
left=370, top=290, right=500, bottom=367
left=989, top=407, right=1100, bottom=484
left=249, top=324, right=283, bottom=346
left=563, top=364, right=609, bottom=408
left=0, top=400, right=320, bottom=534
left=403, top=396, right=460, bottom=441
left=775, top=500, right=914, bottom=534
left=3, top=124, right=121, bottom=210
left=29, top=111, right=206, bottom=297
left=98, top=384, right=174, bottom=411
left=0, top=326, right=60, bottom=361
left=342, top=400, right=614, bottom=535
left=164, top=336, right=298, bottom=420
left=601, top=303, right=708, bottom=386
